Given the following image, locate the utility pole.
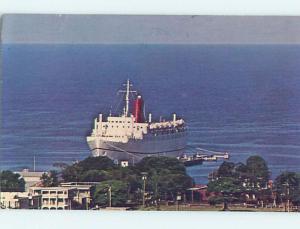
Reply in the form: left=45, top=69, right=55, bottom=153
left=191, top=190, right=194, bottom=204
left=108, top=186, right=112, bottom=207
left=287, top=182, right=290, bottom=213
left=142, top=173, right=147, bottom=208
left=283, top=181, right=290, bottom=212
left=33, top=155, right=36, bottom=172
left=176, top=193, right=181, bottom=211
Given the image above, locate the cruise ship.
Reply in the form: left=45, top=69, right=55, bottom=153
left=86, top=80, right=186, bottom=164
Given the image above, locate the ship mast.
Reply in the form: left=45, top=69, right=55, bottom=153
left=119, top=79, right=136, bottom=117
left=125, top=79, right=130, bottom=116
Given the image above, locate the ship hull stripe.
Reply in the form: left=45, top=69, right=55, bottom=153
left=90, top=147, right=186, bottom=155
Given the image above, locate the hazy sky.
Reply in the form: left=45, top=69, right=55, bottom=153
left=1, top=14, right=300, bottom=44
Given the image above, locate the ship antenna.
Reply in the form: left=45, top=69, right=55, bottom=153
left=125, top=79, right=130, bottom=116
left=118, top=79, right=136, bottom=117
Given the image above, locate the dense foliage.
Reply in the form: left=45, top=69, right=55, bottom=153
left=62, top=156, right=193, bottom=207
left=40, top=170, right=59, bottom=187
left=207, top=155, right=270, bottom=210
left=62, top=156, right=115, bottom=182
left=136, top=156, right=193, bottom=202
left=207, top=176, right=245, bottom=210
left=274, top=171, right=300, bottom=207
left=92, top=180, right=128, bottom=207
left=0, top=170, right=25, bottom=192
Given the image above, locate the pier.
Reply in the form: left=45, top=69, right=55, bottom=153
left=177, top=149, right=229, bottom=166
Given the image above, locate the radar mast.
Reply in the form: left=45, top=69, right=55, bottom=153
left=118, top=79, right=137, bottom=116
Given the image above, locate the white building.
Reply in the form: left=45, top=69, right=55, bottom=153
left=29, top=187, right=76, bottom=210
left=29, top=184, right=93, bottom=210
left=60, top=182, right=93, bottom=209
left=0, top=192, right=41, bottom=209
left=15, top=169, right=46, bottom=191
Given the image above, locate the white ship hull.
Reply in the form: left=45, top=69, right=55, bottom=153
left=87, top=132, right=186, bottom=163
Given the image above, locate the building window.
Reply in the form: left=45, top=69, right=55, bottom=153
left=42, top=198, right=49, bottom=205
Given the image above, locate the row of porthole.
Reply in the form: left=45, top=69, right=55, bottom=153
left=109, top=121, right=131, bottom=124
left=105, top=125, right=145, bottom=129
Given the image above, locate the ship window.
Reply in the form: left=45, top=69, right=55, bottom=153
left=127, top=121, right=130, bottom=123
left=116, top=126, right=118, bottom=128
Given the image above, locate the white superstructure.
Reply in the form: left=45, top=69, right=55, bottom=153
left=86, top=80, right=186, bottom=163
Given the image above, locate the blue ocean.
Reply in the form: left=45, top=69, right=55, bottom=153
left=1, top=44, right=300, bottom=184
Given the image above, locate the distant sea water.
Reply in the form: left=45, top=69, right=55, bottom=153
left=1, top=44, right=300, bottom=184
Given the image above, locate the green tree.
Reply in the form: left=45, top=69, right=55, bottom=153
left=62, top=156, right=115, bottom=182
left=157, top=172, right=193, bottom=201
left=274, top=171, right=300, bottom=208
left=136, top=156, right=186, bottom=175
left=217, top=161, right=235, bottom=178
left=208, top=156, right=271, bottom=208
left=234, top=162, right=249, bottom=178
left=0, top=170, right=25, bottom=192
left=136, top=157, right=193, bottom=203
left=41, top=173, right=51, bottom=187
left=207, top=177, right=244, bottom=210
left=41, top=170, right=59, bottom=187
left=92, top=180, right=128, bottom=207
left=61, top=156, right=194, bottom=207
left=81, top=170, right=109, bottom=182
left=62, top=163, right=84, bottom=182
left=77, top=156, right=115, bottom=171
left=246, top=155, right=269, bottom=187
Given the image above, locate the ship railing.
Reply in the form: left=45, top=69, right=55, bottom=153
left=149, top=119, right=184, bottom=129
left=149, top=123, right=185, bottom=130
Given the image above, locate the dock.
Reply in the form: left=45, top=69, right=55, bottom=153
left=177, top=151, right=229, bottom=167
